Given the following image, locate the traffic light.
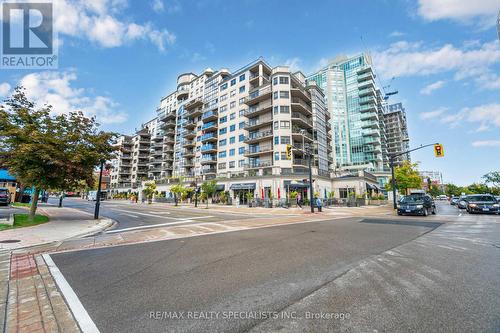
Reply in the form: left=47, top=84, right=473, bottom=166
left=434, top=144, right=444, bottom=157
left=286, top=144, right=292, bottom=159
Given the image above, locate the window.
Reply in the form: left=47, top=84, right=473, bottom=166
left=229, top=136, right=235, bottom=144
left=239, top=134, right=245, bottom=142
left=280, top=136, right=290, bottom=144
left=219, top=128, right=227, bottom=135
left=229, top=161, right=235, bottom=168
left=239, top=86, right=245, bottom=93
left=221, top=83, right=228, bottom=91
left=280, top=121, right=290, bottom=129
left=274, top=121, right=279, bottom=129
left=238, top=147, right=245, bottom=154
left=219, top=139, right=227, bottom=146
left=275, top=152, right=280, bottom=161
left=239, top=97, right=246, bottom=105
left=230, top=90, right=236, bottom=97
left=231, top=78, right=236, bottom=86
left=274, top=106, right=278, bottom=114
left=274, top=136, right=279, bottom=144
left=219, top=116, right=227, bottom=123
left=220, top=94, right=227, bottom=102
left=238, top=159, right=245, bottom=167
left=230, top=112, right=236, bottom=120
left=281, top=152, right=288, bottom=160
left=220, top=105, right=227, bottom=112
left=230, top=101, right=236, bottom=109
left=280, top=106, right=290, bottom=113
left=239, top=109, right=246, bottom=117
left=273, top=91, right=278, bottom=100
left=218, top=163, right=226, bottom=170
left=230, top=124, right=236, bottom=132
left=279, top=91, right=289, bottom=99
left=229, top=149, right=235, bottom=156
left=219, top=151, right=227, bottom=158
left=279, top=77, right=289, bottom=84
left=239, top=121, right=245, bottom=129
left=273, top=77, right=278, bottom=85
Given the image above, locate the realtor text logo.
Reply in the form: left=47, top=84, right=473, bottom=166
left=1, top=1, right=57, bottom=69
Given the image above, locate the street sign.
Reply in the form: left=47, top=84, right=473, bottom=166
left=434, top=144, right=444, bottom=157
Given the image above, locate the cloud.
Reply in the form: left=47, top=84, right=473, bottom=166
left=12, top=71, right=127, bottom=125
left=420, top=107, right=448, bottom=120
left=420, top=80, right=446, bottom=95
left=417, top=0, right=499, bottom=28
left=0, top=83, right=11, bottom=97
left=48, top=0, right=175, bottom=51
left=471, top=140, right=500, bottom=147
left=442, top=103, right=500, bottom=131
left=373, top=40, right=500, bottom=90
left=388, top=31, right=405, bottom=38
left=284, top=57, right=302, bottom=72
left=151, top=0, right=164, bottom=12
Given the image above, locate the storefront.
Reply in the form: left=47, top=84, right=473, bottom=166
left=230, top=183, right=255, bottom=204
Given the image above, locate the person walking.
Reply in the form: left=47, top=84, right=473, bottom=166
left=297, top=192, right=302, bottom=209
left=315, top=196, right=322, bottom=212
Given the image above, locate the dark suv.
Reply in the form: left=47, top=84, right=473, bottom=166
left=0, top=188, right=11, bottom=206
left=397, top=194, right=436, bottom=216
left=465, top=194, right=500, bottom=214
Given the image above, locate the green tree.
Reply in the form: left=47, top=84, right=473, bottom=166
left=428, top=185, right=444, bottom=197
left=444, top=183, right=461, bottom=197
left=0, top=87, right=116, bottom=219
left=467, top=183, right=490, bottom=194
left=385, top=161, right=422, bottom=195
left=482, top=171, right=500, bottom=188
left=201, top=180, right=217, bottom=208
left=170, top=183, right=186, bottom=206
left=143, top=181, right=157, bottom=204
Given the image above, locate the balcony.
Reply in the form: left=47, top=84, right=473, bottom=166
left=149, top=167, right=162, bottom=173
left=363, top=129, right=380, bottom=137
left=183, top=130, right=196, bottom=139
left=150, top=150, right=163, bottom=157
left=201, top=144, right=217, bottom=153
left=290, top=87, right=311, bottom=102
left=244, top=161, right=273, bottom=169
left=361, top=120, right=379, bottom=129
left=177, top=87, right=189, bottom=100
left=162, top=164, right=173, bottom=170
left=202, top=167, right=217, bottom=174
left=183, top=140, right=195, bottom=148
left=357, top=72, right=374, bottom=82
left=184, top=159, right=195, bottom=167
left=187, top=108, right=203, bottom=118
left=291, top=98, right=312, bottom=116
left=360, top=103, right=376, bottom=113
left=201, top=121, right=218, bottom=132
left=245, top=116, right=273, bottom=131
left=185, top=97, right=204, bottom=110
left=200, top=156, right=217, bottom=165
left=360, top=112, right=378, bottom=121
left=183, top=149, right=195, bottom=158
left=202, top=110, right=218, bottom=122
left=292, top=158, right=309, bottom=167
left=164, top=137, right=175, bottom=144
left=245, top=85, right=272, bottom=106
left=291, top=129, right=313, bottom=142
left=162, top=120, right=176, bottom=129
left=291, top=112, right=313, bottom=128
left=249, top=73, right=270, bottom=84
left=184, top=121, right=196, bottom=130
left=358, top=80, right=375, bottom=90
left=244, top=130, right=273, bottom=144
left=243, top=103, right=272, bottom=118
left=359, top=96, right=376, bottom=105
left=201, top=132, right=217, bottom=143
left=244, top=145, right=273, bottom=157
left=358, top=87, right=375, bottom=97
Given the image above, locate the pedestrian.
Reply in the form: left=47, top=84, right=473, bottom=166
left=315, top=196, right=322, bottom=212
left=297, top=193, right=302, bottom=209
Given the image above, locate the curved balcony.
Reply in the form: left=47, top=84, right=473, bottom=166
left=183, top=130, right=196, bottom=139
left=244, top=130, right=273, bottom=144
left=183, top=140, right=196, bottom=148
left=200, top=132, right=217, bottom=143
left=245, top=85, right=272, bottom=106
left=244, top=145, right=273, bottom=157
left=202, top=110, right=218, bottom=122
left=291, top=112, right=313, bottom=128
left=185, top=98, right=204, bottom=110
left=245, top=116, right=273, bottom=131
left=201, top=144, right=217, bottom=153
left=184, top=121, right=196, bottom=130
left=201, top=121, right=218, bottom=132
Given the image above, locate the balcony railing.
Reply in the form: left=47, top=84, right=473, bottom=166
left=201, top=132, right=217, bottom=141
left=244, top=130, right=273, bottom=143
left=291, top=112, right=313, bottom=126
left=244, top=161, right=273, bottom=169
left=244, top=145, right=273, bottom=155
left=201, top=144, right=217, bottom=152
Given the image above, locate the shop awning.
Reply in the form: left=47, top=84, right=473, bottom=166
left=230, top=183, right=256, bottom=190
left=366, top=183, right=375, bottom=190
left=284, top=180, right=310, bottom=188
left=216, top=184, right=225, bottom=191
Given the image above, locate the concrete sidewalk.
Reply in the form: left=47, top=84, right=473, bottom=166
left=0, top=206, right=114, bottom=250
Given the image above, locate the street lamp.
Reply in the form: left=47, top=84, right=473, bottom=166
left=94, top=160, right=104, bottom=219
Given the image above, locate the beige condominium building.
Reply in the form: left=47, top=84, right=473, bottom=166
left=139, top=58, right=334, bottom=203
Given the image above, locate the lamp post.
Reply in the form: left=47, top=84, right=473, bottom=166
left=194, top=176, right=199, bottom=208
left=94, top=160, right=104, bottom=219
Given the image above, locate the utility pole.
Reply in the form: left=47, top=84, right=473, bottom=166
left=389, top=143, right=439, bottom=209
left=194, top=177, right=198, bottom=208
left=94, top=160, right=104, bottom=219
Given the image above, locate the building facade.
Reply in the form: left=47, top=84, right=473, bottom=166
left=383, top=102, right=410, bottom=165
left=110, top=58, right=336, bottom=202
left=307, top=53, right=389, bottom=174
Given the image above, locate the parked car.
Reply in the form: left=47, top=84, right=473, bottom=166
left=397, top=194, right=436, bottom=216
left=450, top=196, right=459, bottom=205
left=0, top=188, right=11, bottom=206
left=465, top=194, right=500, bottom=214
left=436, top=195, right=448, bottom=200
left=457, top=196, right=469, bottom=209
left=496, top=196, right=500, bottom=203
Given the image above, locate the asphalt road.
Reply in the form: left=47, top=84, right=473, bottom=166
left=51, top=213, right=457, bottom=333
left=46, top=197, right=259, bottom=232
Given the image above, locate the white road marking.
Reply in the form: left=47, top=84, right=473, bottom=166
left=42, top=254, right=100, bottom=333
left=120, top=213, right=139, bottom=218
left=106, top=218, right=211, bottom=234
left=110, top=209, right=176, bottom=219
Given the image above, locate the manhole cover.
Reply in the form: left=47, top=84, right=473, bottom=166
left=0, top=239, right=21, bottom=243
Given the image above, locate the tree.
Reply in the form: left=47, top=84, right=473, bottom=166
left=0, top=87, right=116, bottom=219
left=444, top=183, right=461, bottom=197
left=428, top=185, right=444, bottom=198
left=201, top=180, right=217, bottom=208
left=385, top=161, right=422, bottom=195
left=143, top=181, right=157, bottom=204
left=170, top=183, right=186, bottom=206
left=482, top=171, right=500, bottom=188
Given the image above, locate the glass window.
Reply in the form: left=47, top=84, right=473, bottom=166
left=274, top=106, right=278, bottom=114
left=219, top=151, right=227, bottom=158
left=230, top=112, right=236, bottom=120
left=239, top=74, right=245, bottom=81
left=229, top=149, right=235, bottom=156
left=239, top=121, right=245, bottom=129
left=239, top=86, right=245, bottom=93
left=231, top=78, right=236, bottom=86
left=219, top=139, right=227, bottom=146
left=274, top=121, right=279, bottom=129
left=229, top=136, right=235, bottom=144
left=275, top=152, right=280, bottom=161
left=280, top=136, right=290, bottom=144
left=279, top=77, right=289, bottom=84
left=220, top=116, right=227, bottom=123
left=229, top=161, right=235, bottom=168
left=238, top=147, right=245, bottom=154
left=230, top=101, right=236, bottom=109
left=273, top=91, right=278, bottom=100
left=230, top=124, right=236, bottom=132
left=218, top=162, right=226, bottom=169
left=220, top=83, right=228, bottom=91
left=230, top=90, right=236, bottom=97
left=280, top=106, right=290, bottom=113
left=219, top=128, right=227, bottom=135
left=274, top=136, right=279, bottom=144
left=220, top=105, right=227, bottom=112
left=279, top=91, right=289, bottom=98
left=239, top=97, right=246, bottom=105
left=238, top=159, right=245, bottom=167
left=280, top=121, right=290, bottom=129
left=273, top=77, right=278, bottom=85
left=239, top=134, right=245, bottom=142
